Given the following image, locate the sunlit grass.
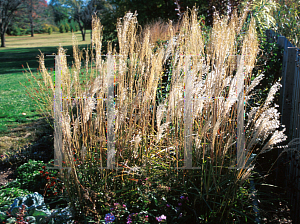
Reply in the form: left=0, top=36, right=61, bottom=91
left=0, top=31, right=93, bottom=135
left=1, top=30, right=92, bottom=49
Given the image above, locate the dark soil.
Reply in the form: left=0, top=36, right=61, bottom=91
left=255, top=149, right=293, bottom=223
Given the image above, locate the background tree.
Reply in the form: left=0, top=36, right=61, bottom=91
left=273, top=0, right=299, bottom=47
left=108, top=0, right=178, bottom=26
left=49, top=0, right=71, bottom=24
left=0, top=0, right=23, bottom=47
left=26, top=0, right=48, bottom=37
left=67, top=0, right=97, bottom=41
left=238, top=0, right=279, bottom=37
left=7, top=0, right=53, bottom=37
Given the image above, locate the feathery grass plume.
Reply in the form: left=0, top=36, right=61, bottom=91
left=19, top=50, right=58, bottom=130
left=24, top=5, right=289, bottom=222
left=57, top=46, right=72, bottom=116
left=70, top=33, right=81, bottom=98
left=261, top=128, right=287, bottom=153
left=91, top=14, right=103, bottom=73
left=245, top=73, right=264, bottom=96
left=263, top=81, right=282, bottom=108
left=38, top=50, right=55, bottom=94
left=240, top=17, right=259, bottom=79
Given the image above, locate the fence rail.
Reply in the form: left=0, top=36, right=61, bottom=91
left=266, top=29, right=300, bottom=224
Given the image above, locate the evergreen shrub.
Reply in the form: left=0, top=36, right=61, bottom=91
left=59, top=24, right=65, bottom=33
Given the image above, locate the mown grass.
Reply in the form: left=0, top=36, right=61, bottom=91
left=1, top=31, right=92, bottom=49
left=0, top=31, right=92, bottom=136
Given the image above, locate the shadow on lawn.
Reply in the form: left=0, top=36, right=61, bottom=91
left=0, top=117, right=54, bottom=168
left=0, top=44, right=91, bottom=75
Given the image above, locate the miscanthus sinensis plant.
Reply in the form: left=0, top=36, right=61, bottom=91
left=23, top=6, right=287, bottom=223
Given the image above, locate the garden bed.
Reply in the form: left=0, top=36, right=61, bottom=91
left=0, top=118, right=293, bottom=223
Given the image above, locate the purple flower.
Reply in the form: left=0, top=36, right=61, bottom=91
left=180, top=196, right=185, bottom=200
left=127, top=216, right=132, bottom=224
left=105, top=213, right=115, bottom=223
left=178, top=203, right=182, bottom=206
left=166, top=204, right=170, bottom=207
left=156, top=215, right=166, bottom=222
left=185, top=196, right=189, bottom=201
left=110, top=208, right=114, bottom=211
left=123, top=204, right=126, bottom=207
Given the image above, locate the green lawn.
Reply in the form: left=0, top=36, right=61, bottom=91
left=0, top=31, right=92, bottom=135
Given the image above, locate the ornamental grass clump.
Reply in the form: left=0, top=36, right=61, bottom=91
left=24, top=6, right=287, bottom=223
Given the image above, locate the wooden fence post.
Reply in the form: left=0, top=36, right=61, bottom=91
left=290, top=48, right=300, bottom=222
left=281, top=47, right=298, bottom=142
left=275, top=31, right=300, bottom=222
left=276, top=36, right=293, bottom=187
left=184, top=56, right=193, bottom=169
left=278, top=36, right=289, bottom=121
left=107, top=54, right=116, bottom=169
left=53, top=55, right=63, bottom=173
left=236, top=55, right=246, bottom=169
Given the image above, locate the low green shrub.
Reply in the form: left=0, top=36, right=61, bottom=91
left=48, top=27, right=53, bottom=35
left=52, top=26, right=59, bottom=32
left=65, top=23, right=70, bottom=33
left=0, top=188, right=32, bottom=208
left=48, top=28, right=53, bottom=35
left=274, top=0, right=300, bottom=47
left=7, top=24, right=28, bottom=36
left=251, top=34, right=284, bottom=106
left=70, top=20, right=79, bottom=32
left=2, top=159, right=62, bottom=196
left=12, top=26, right=21, bottom=36
left=42, top=24, right=58, bottom=34
left=59, top=24, right=65, bottom=33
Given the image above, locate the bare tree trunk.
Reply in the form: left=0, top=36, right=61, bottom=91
left=0, top=0, right=23, bottom=47
left=81, top=28, right=85, bottom=41
left=90, top=29, right=92, bottom=44
left=30, top=18, right=34, bottom=37
left=1, top=32, right=5, bottom=47
left=30, top=0, right=34, bottom=37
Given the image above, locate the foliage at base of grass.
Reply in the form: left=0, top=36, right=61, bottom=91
left=0, top=159, right=66, bottom=211
left=0, top=188, right=32, bottom=209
